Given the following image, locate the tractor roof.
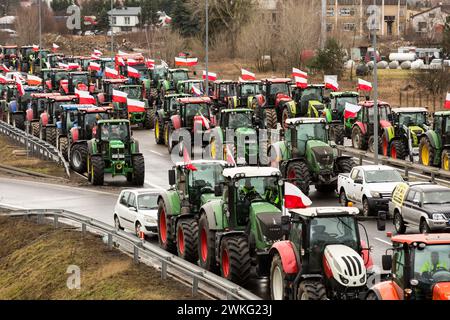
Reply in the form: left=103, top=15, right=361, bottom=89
left=221, top=108, right=252, bottom=114
left=2, top=45, right=18, bottom=49
left=177, top=97, right=211, bottom=104
left=169, top=68, right=189, bottom=72
left=434, top=110, right=450, bottom=116
left=223, top=166, right=281, bottom=179
left=214, top=80, right=235, bottom=84
left=392, top=107, right=428, bottom=113
left=69, top=71, right=88, bottom=75
left=31, top=93, right=61, bottom=98
left=175, top=160, right=228, bottom=167
left=51, top=95, right=78, bottom=102
left=98, top=119, right=130, bottom=124
left=289, top=207, right=360, bottom=218
left=262, top=78, right=291, bottom=84
left=286, top=117, right=327, bottom=125
left=391, top=234, right=450, bottom=245
left=20, top=45, right=33, bottom=49
left=238, top=80, right=260, bottom=84
left=61, top=105, right=110, bottom=112
left=330, top=91, right=359, bottom=97
left=359, top=100, right=390, bottom=107
left=164, top=93, right=191, bottom=99
left=103, top=79, right=128, bottom=84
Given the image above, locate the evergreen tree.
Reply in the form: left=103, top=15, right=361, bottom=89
left=171, top=0, right=199, bottom=37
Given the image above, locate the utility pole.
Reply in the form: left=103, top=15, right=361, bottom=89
left=321, top=0, right=326, bottom=49
left=205, top=0, right=209, bottom=96
left=372, top=0, right=379, bottom=164
left=38, top=0, right=42, bottom=70
left=111, top=0, right=114, bottom=60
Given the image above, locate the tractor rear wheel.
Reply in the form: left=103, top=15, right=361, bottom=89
left=270, top=254, right=290, bottom=300
left=265, top=109, right=278, bottom=130
left=331, top=125, right=345, bottom=145
left=167, top=124, right=176, bottom=153
left=368, top=136, right=382, bottom=154
left=59, top=136, right=69, bottom=161
left=198, top=214, right=218, bottom=273
left=157, top=200, right=176, bottom=253
left=390, top=140, right=408, bottom=160
left=220, top=236, right=251, bottom=285
left=336, top=158, right=356, bottom=173
left=286, top=161, right=311, bottom=196
left=441, top=149, right=450, bottom=171
left=297, top=280, right=327, bottom=300
left=281, top=107, right=290, bottom=130
left=154, top=116, right=165, bottom=145
left=12, top=113, right=25, bottom=131
left=419, top=137, right=435, bottom=167
left=351, top=126, right=367, bottom=150
left=90, top=155, right=104, bottom=186
left=31, top=122, right=40, bottom=137
left=70, top=143, right=88, bottom=173
left=176, top=218, right=199, bottom=263
left=144, top=108, right=155, bottom=130
left=45, top=127, right=57, bottom=146
left=131, top=154, right=145, bottom=186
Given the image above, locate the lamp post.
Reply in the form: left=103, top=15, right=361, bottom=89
left=371, top=1, right=379, bottom=164
left=110, top=0, right=114, bottom=59
left=38, top=0, right=42, bottom=70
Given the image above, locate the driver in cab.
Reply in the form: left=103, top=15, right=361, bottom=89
left=240, top=179, right=259, bottom=202
left=421, top=252, right=448, bottom=276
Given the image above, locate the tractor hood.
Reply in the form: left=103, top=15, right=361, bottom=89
left=109, top=140, right=125, bottom=149
left=307, top=140, right=335, bottom=168
left=200, top=193, right=217, bottom=205
left=433, top=282, right=450, bottom=300
left=235, top=127, right=257, bottom=141
left=251, top=202, right=282, bottom=242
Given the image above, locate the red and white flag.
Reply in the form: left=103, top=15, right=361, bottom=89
left=191, top=85, right=203, bottom=96
left=241, top=69, right=256, bottom=81
left=127, top=66, right=140, bottom=78
left=52, top=43, right=59, bottom=52
left=182, top=142, right=197, bottom=171
left=93, top=49, right=102, bottom=56
left=325, top=76, right=339, bottom=91
left=117, top=56, right=126, bottom=67
left=0, top=64, right=10, bottom=72
left=358, top=78, right=372, bottom=92
left=27, top=74, right=42, bottom=86
left=15, top=76, right=24, bottom=97
left=118, top=50, right=128, bottom=55
left=175, top=57, right=198, bottom=67
left=445, top=93, right=450, bottom=109
left=284, top=182, right=312, bottom=209
left=199, top=113, right=210, bottom=130
left=75, top=88, right=96, bottom=104
left=202, top=71, right=217, bottom=81
left=58, top=62, right=68, bottom=69
left=292, top=68, right=308, bottom=79
left=112, top=89, right=128, bottom=103
left=0, top=75, right=8, bottom=84
left=127, top=58, right=138, bottom=66
left=89, top=61, right=101, bottom=71
left=127, top=98, right=146, bottom=112
left=344, top=102, right=362, bottom=119
left=32, top=44, right=39, bottom=52
left=146, top=59, right=155, bottom=69
left=105, top=67, right=119, bottom=78
left=295, top=76, right=308, bottom=89
left=225, top=144, right=236, bottom=166
left=90, top=54, right=100, bottom=60
left=68, top=63, right=80, bottom=70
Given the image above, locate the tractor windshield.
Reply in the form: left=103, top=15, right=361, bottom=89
left=228, top=112, right=253, bottom=129
left=85, top=113, right=109, bottom=128
left=134, top=65, right=149, bottom=79
left=122, top=87, right=142, bottom=100
left=240, top=83, right=260, bottom=97
left=172, top=71, right=189, bottom=82
left=296, top=123, right=327, bottom=142
left=100, top=122, right=129, bottom=141
left=188, top=163, right=224, bottom=191
left=399, top=112, right=427, bottom=127
left=414, top=245, right=450, bottom=292
left=270, top=83, right=290, bottom=96
left=335, top=96, right=359, bottom=114
left=364, top=169, right=403, bottom=183
left=138, top=194, right=158, bottom=210
left=55, top=72, right=69, bottom=82
left=4, top=48, right=17, bottom=55
left=237, top=176, right=281, bottom=205
left=190, top=82, right=205, bottom=93
left=368, top=105, right=391, bottom=123
left=72, top=74, right=89, bottom=86
left=184, top=103, right=210, bottom=127
left=302, top=88, right=323, bottom=102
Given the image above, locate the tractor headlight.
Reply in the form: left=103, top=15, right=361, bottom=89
left=433, top=213, right=446, bottom=221
left=360, top=274, right=366, bottom=284
left=339, top=274, right=349, bottom=284
left=371, top=191, right=382, bottom=198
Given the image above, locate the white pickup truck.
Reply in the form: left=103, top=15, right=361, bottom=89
left=337, top=165, right=404, bottom=216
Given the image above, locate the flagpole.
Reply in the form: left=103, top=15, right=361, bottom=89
left=38, top=0, right=42, bottom=70
left=372, top=0, right=379, bottom=164
left=205, top=0, right=209, bottom=96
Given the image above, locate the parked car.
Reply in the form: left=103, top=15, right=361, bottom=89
left=390, top=182, right=450, bottom=234
left=338, top=165, right=405, bottom=216
left=113, top=189, right=159, bottom=237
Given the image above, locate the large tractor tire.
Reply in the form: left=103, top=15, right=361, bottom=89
left=286, top=161, right=311, bottom=196
left=331, top=125, right=345, bottom=145
left=31, top=122, right=40, bottom=137
left=90, top=155, right=105, bottom=186
left=59, top=136, right=69, bottom=161
left=45, top=127, right=57, bottom=146
left=297, top=281, right=327, bottom=300
left=265, top=108, right=278, bottom=130
left=176, top=218, right=199, bottom=263
left=367, top=136, right=383, bottom=154
left=198, top=214, right=218, bottom=273
left=70, top=143, right=88, bottom=173
left=390, top=140, right=408, bottom=160
left=12, top=113, right=25, bottom=131
left=144, top=108, right=155, bottom=130
left=419, top=137, right=435, bottom=167
left=336, top=158, right=356, bottom=174
left=157, top=200, right=176, bottom=253
left=154, top=116, right=165, bottom=145
left=351, top=126, right=367, bottom=150
left=281, top=107, right=290, bottom=130
left=131, top=154, right=145, bottom=186
left=441, top=149, right=450, bottom=171
left=164, top=123, right=170, bottom=147
left=220, top=236, right=251, bottom=286
left=167, top=124, right=178, bottom=154
left=270, top=254, right=291, bottom=300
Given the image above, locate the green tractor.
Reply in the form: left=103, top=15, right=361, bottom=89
left=176, top=79, right=205, bottom=95
left=384, top=107, right=429, bottom=160
left=197, top=166, right=284, bottom=285
left=154, top=93, right=191, bottom=145
left=86, top=119, right=145, bottom=186
left=228, top=80, right=261, bottom=109
left=157, top=160, right=227, bottom=262
left=291, top=84, right=329, bottom=118
left=270, top=118, right=355, bottom=195
left=158, top=68, right=190, bottom=99
left=19, top=46, right=36, bottom=74
left=419, top=111, right=450, bottom=170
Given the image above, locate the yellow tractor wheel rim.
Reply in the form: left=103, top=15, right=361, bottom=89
left=155, top=119, right=159, bottom=139
left=443, top=153, right=449, bottom=171
left=211, top=139, right=216, bottom=159
left=165, top=126, right=169, bottom=145
left=422, top=145, right=429, bottom=166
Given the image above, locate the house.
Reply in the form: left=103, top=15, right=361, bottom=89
left=107, top=7, right=141, bottom=33
left=0, top=16, right=15, bottom=30
left=409, top=4, right=450, bottom=34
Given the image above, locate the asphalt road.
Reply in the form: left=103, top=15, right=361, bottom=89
left=0, top=130, right=399, bottom=298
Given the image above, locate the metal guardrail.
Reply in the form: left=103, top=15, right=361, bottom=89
left=1, top=209, right=261, bottom=301
left=337, top=145, right=450, bottom=183
left=0, top=120, right=70, bottom=178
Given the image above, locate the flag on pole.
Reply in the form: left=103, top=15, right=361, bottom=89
left=202, top=71, right=217, bottom=81
left=90, top=54, right=100, bottom=60
left=127, top=58, right=138, bottom=66
left=191, top=85, right=203, bottom=96
left=27, top=74, right=42, bottom=86
left=68, top=63, right=80, bottom=70
left=105, top=67, right=119, bottom=78
left=358, top=78, right=372, bottom=92
left=295, top=76, right=308, bottom=89
left=324, top=76, right=339, bottom=91
left=199, top=113, right=210, bottom=130
left=127, top=98, right=146, bottom=112
left=175, top=57, right=198, bottom=67
left=15, top=76, right=25, bottom=97
left=32, top=44, right=39, bottom=52
left=445, top=93, right=450, bottom=109
left=93, top=49, right=102, bottom=56
left=146, top=59, right=155, bottom=69
left=127, top=66, right=140, bottom=78
left=344, top=102, right=362, bottom=119
left=75, top=88, right=96, bottom=104
left=241, top=69, right=256, bottom=81
left=0, top=75, right=8, bottom=84
left=58, top=62, right=68, bottom=69
left=284, top=182, right=312, bottom=209
left=0, top=64, right=10, bottom=72
left=52, top=43, right=59, bottom=52
left=112, top=89, right=128, bottom=103
left=88, top=62, right=101, bottom=71
left=117, top=56, right=126, bottom=67
left=292, top=68, right=308, bottom=79
left=225, top=144, right=236, bottom=166
left=182, top=142, right=197, bottom=171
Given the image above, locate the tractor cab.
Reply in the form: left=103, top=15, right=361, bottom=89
left=45, top=69, right=69, bottom=92
left=160, top=69, right=190, bottom=95
left=150, top=65, right=168, bottom=87
left=419, top=111, right=450, bottom=169
left=46, top=53, right=65, bottom=69
left=328, top=92, right=360, bottom=122
left=432, top=112, right=450, bottom=150
left=61, top=72, right=93, bottom=94
left=1, top=45, right=19, bottom=68
left=119, top=84, right=144, bottom=100
left=98, top=79, right=129, bottom=104
left=177, top=80, right=205, bottom=96
left=219, top=108, right=254, bottom=130
left=284, top=118, right=330, bottom=158
left=45, top=95, right=79, bottom=125
left=358, top=100, right=392, bottom=125
left=234, top=80, right=261, bottom=108
left=27, top=93, right=61, bottom=127
left=174, top=97, right=213, bottom=131
left=19, top=46, right=36, bottom=73
left=370, top=234, right=450, bottom=300
left=211, top=80, right=237, bottom=108
left=292, top=84, right=328, bottom=116
left=95, top=120, right=133, bottom=156
left=260, top=78, right=292, bottom=107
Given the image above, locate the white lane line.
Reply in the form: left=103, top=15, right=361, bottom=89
left=144, top=180, right=165, bottom=190
left=374, top=237, right=392, bottom=246
left=149, top=150, right=164, bottom=157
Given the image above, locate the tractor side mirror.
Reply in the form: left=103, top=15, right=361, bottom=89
left=377, top=211, right=387, bottom=231
left=382, top=254, right=392, bottom=271
left=281, top=215, right=291, bottom=236
left=168, top=169, right=176, bottom=186
left=214, top=184, right=223, bottom=197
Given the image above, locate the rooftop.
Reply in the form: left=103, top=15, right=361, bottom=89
left=392, top=233, right=450, bottom=245
left=223, top=166, right=281, bottom=179
left=107, top=7, right=141, bottom=16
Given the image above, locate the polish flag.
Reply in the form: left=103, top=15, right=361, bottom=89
left=225, top=144, right=236, bottom=166
left=117, top=57, right=126, bottom=67
left=175, top=57, right=198, bottom=67
left=292, top=68, right=308, bottom=79
left=358, top=78, right=372, bottom=92
left=295, top=76, right=308, bottom=89
left=146, top=59, right=155, bottom=69
left=127, top=66, right=140, bottom=78
left=32, top=44, right=39, bottom=52
left=112, top=89, right=128, bottom=103
left=118, top=50, right=128, bottom=55
left=27, top=74, right=42, bottom=86
left=241, top=69, right=256, bottom=81
left=199, top=113, right=210, bottom=129
left=202, top=71, right=217, bottom=81
left=89, top=61, right=101, bottom=71
left=284, top=182, right=312, bottom=209
left=445, top=93, right=450, bottom=109
left=15, top=76, right=25, bottom=97
left=0, top=64, right=10, bottom=72
left=325, top=76, right=339, bottom=91
left=52, top=43, right=59, bottom=52
left=182, top=142, right=197, bottom=171
left=93, top=49, right=102, bottom=56
left=68, top=63, right=80, bottom=70
left=344, top=102, right=362, bottom=119
left=127, top=98, right=146, bottom=112
left=58, top=62, right=68, bottom=69
left=0, top=75, right=8, bottom=83
left=127, top=58, right=138, bottom=66
left=191, top=85, right=203, bottom=96
left=75, top=88, right=96, bottom=104
left=90, top=54, right=100, bottom=60
left=105, top=67, right=119, bottom=78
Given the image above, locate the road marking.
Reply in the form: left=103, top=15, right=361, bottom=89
left=149, top=150, right=164, bottom=157
left=144, top=180, right=165, bottom=190
left=374, top=237, right=391, bottom=246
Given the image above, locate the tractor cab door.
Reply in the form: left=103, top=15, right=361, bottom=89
left=443, top=117, right=450, bottom=147
left=391, top=248, right=406, bottom=299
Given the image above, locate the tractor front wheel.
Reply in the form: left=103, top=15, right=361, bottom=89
left=381, top=133, right=390, bottom=156
left=286, top=161, right=311, bottom=196
left=441, top=149, right=450, bottom=171
left=176, top=218, right=199, bottom=263
left=351, top=126, right=367, bottom=150
left=157, top=200, right=176, bottom=253
left=297, top=280, right=327, bottom=300
left=70, top=143, right=88, bottom=173
left=419, top=137, right=435, bottom=167
left=198, top=214, right=218, bottom=273
left=12, top=113, right=25, bottom=131
left=336, top=158, right=356, bottom=174
left=270, top=254, right=290, bottom=300
left=155, top=116, right=165, bottom=145
left=265, top=109, right=278, bottom=130
left=220, top=236, right=251, bottom=286
left=45, top=127, right=57, bottom=146
left=331, top=125, right=345, bottom=145
left=144, top=108, right=155, bottom=130
left=281, top=107, right=290, bottom=130
left=131, top=154, right=145, bottom=186
left=59, top=136, right=69, bottom=161
left=31, top=122, right=40, bottom=137
left=90, top=155, right=104, bottom=186
left=390, top=140, right=408, bottom=160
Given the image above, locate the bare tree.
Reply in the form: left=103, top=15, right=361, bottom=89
left=156, top=29, right=186, bottom=67
left=14, top=4, right=55, bottom=45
